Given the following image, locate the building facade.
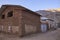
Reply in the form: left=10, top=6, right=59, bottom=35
left=0, top=5, right=41, bottom=36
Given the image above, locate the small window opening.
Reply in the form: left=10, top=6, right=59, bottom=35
left=2, top=15, right=5, bottom=19
left=7, top=11, right=13, bottom=17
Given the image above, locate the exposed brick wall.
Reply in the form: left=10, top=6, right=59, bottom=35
left=0, top=6, right=21, bottom=34
left=21, top=10, right=41, bottom=35
left=0, top=6, right=41, bottom=36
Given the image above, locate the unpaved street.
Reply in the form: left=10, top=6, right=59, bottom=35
left=0, top=28, right=60, bottom=40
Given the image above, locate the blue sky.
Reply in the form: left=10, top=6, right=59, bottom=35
left=0, top=0, right=60, bottom=11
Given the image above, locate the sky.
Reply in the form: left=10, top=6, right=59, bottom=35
left=0, top=0, right=60, bottom=11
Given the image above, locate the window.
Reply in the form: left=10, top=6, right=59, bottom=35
left=7, top=11, right=13, bottom=17
left=2, top=15, right=5, bottom=19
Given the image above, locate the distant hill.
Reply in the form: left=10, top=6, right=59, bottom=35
left=36, top=8, right=60, bottom=17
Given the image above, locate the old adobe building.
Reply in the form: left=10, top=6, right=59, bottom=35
left=0, top=5, right=41, bottom=36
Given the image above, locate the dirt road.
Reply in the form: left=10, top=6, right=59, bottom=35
left=0, top=28, right=60, bottom=40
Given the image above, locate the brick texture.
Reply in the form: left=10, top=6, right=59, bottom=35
left=0, top=5, right=41, bottom=36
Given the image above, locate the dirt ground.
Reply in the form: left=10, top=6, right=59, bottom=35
left=0, top=28, right=60, bottom=40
